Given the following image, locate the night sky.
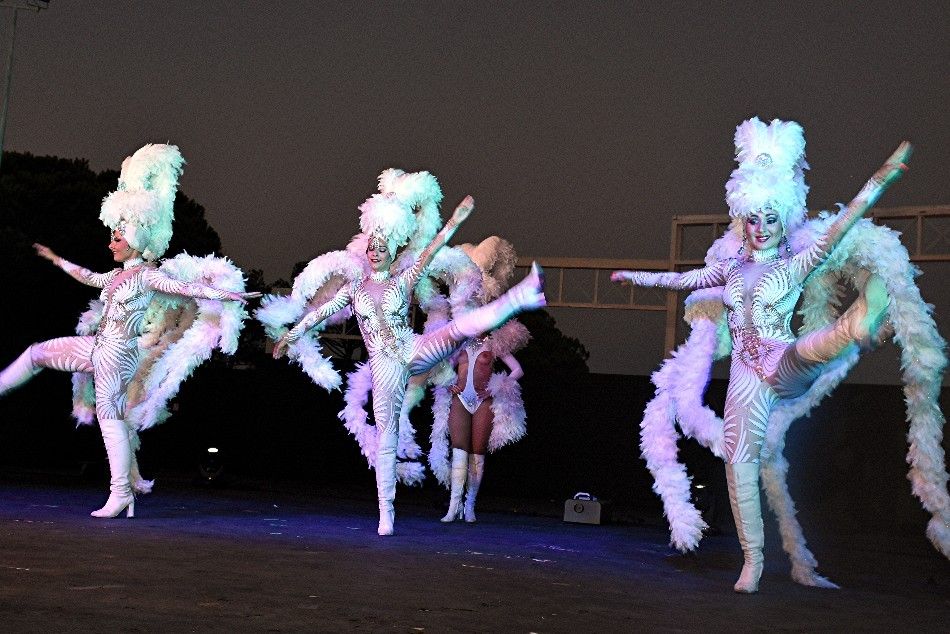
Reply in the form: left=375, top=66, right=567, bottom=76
left=3, top=2, right=948, bottom=376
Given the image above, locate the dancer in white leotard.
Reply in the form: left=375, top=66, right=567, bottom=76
left=434, top=237, right=531, bottom=523
left=613, top=118, right=912, bottom=592
left=0, top=144, right=258, bottom=518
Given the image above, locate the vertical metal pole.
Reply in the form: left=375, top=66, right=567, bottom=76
left=663, top=217, right=681, bottom=354
left=0, top=7, right=18, bottom=175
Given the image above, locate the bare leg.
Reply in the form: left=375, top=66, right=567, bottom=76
left=448, top=398, right=473, bottom=452
left=471, top=399, right=494, bottom=456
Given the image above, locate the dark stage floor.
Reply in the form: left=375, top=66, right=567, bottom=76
left=0, top=478, right=947, bottom=633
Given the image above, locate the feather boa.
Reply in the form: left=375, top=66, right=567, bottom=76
left=640, top=213, right=950, bottom=573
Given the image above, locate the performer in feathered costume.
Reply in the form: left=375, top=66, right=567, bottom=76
left=425, top=236, right=532, bottom=523
left=258, top=170, right=483, bottom=489
left=0, top=144, right=259, bottom=519
left=611, top=118, right=945, bottom=593
left=262, top=170, right=546, bottom=536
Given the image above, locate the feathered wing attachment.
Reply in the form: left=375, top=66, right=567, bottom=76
left=486, top=320, right=531, bottom=452
left=781, top=216, right=950, bottom=561
left=256, top=250, right=365, bottom=391
left=123, top=253, right=251, bottom=431
left=639, top=212, right=950, bottom=572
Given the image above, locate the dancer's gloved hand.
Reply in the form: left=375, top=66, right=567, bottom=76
left=226, top=291, right=262, bottom=305
left=33, top=243, right=60, bottom=265
left=272, top=334, right=290, bottom=360
left=450, top=195, right=475, bottom=225
left=872, top=141, right=912, bottom=188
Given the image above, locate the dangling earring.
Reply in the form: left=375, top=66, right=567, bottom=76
left=738, top=231, right=747, bottom=257
left=780, top=235, right=791, bottom=256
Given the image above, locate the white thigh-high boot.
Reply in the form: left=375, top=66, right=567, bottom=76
left=726, top=462, right=764, bottom=593
left=91, top=419, right=135, bottom=518
left=463, top=454, right=485, bottom=523
left=376, top=431, right=398, bottom=536
left=0, top=347, right=40, bottom=397
left=441, top=448, right=469, bottom=522
left=449, top=263, right=545, bottom=340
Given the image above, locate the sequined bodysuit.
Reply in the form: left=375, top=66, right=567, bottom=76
left=622, top=238, right=834, bottom=463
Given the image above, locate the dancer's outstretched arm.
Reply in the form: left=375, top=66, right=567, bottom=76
left=823, top=142, right=911, bottom=253
left=611, top=261, right=729, bottom=290
left=142, top=269, right=260, bottom=304
left=793, top=142, right=912, bottom=280
left=34, top=243, right=116, bottom=288
left=272, top=285, right=352, bottom=359
left=402, top=195, right=475, bottom=288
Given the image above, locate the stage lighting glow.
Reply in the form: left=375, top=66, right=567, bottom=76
left=207, top=447, right=219, bottom=453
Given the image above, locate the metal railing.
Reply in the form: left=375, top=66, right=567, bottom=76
left=519, top=205, right=950, bottom=353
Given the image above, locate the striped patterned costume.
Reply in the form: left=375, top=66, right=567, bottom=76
left=623, top=237, right=839, bottom=463
left=25, top=257, right=232, bottom=421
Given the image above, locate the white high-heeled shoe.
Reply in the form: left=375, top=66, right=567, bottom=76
left=463, top=454, right=485, bottom=523
left=726, top=462, right=764, bottom=593
left=441, top=448, right=469, bottom=522
left=92, top=419, right=136, bottom=520
left=91, top=493, right=135, bottom=518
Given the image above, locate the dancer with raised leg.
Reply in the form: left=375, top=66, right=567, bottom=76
left=613, top=118, right=915, bottom=592
left=0, top=144, right=258, bottom=518
left=271, top=194, right=545, bottom=536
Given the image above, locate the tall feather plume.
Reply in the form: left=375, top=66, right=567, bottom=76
left=725, top=117, right=809, bottom=231
left=99, top=143, right=185, bottom=260
left=376, top=168, right=444, bottom=252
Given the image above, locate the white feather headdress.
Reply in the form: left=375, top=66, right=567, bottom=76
left=725, top=117, right=809, bottom=232
left=99, top=144, right=185, bottom=261
left=459, top=236, right=518, bottom=303
left=357, top=168, right=443, bottom=254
